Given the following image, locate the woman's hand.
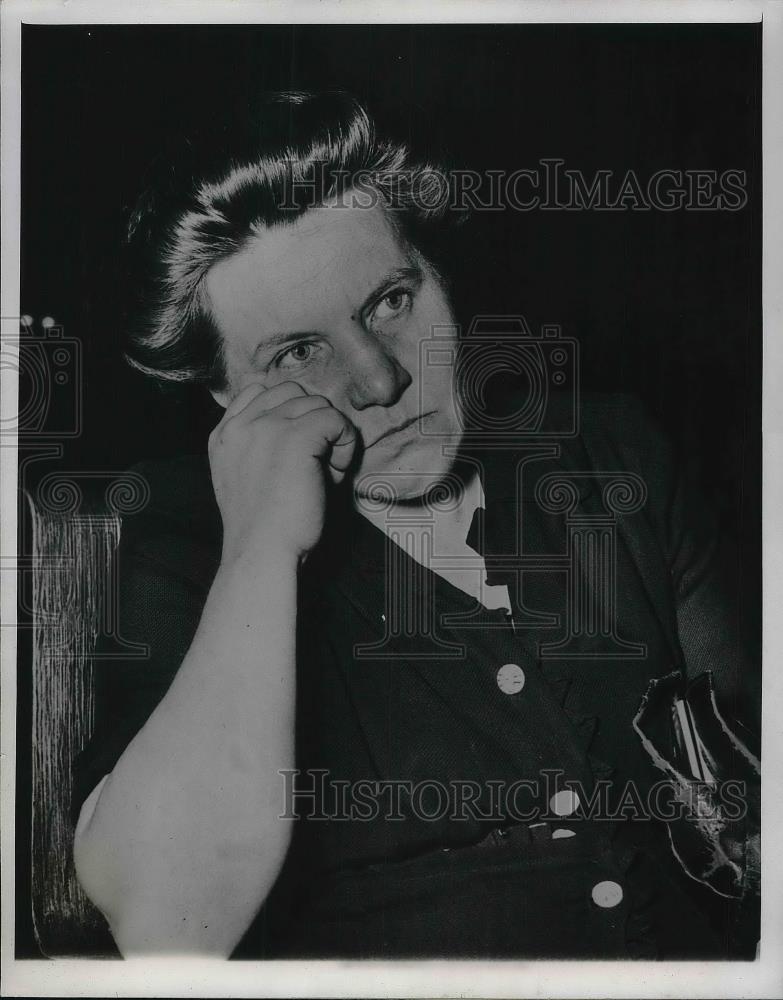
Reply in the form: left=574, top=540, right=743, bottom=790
left=209, top=379, right=357, bottom=566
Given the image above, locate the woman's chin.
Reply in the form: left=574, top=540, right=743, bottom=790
left=353, top=446, right=460, bottom=503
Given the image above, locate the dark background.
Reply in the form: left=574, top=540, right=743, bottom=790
left=17, top=22, right=761, bottom=956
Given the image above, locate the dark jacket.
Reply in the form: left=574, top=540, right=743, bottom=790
left=74, top=394, right=760, bottom=959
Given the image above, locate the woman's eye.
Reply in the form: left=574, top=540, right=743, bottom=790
left=276, top=342, right=319, bottom=370
left=371, top=289, right=412, bottom=325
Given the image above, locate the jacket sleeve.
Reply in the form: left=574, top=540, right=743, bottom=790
left=583, top=395, right=761, bottom=750
left=664, top=442, right=760, bottom=743
left=590, top=394, right=761, bottom=744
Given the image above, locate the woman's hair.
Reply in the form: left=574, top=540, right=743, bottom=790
left=122, top=90, right=466, bottom=390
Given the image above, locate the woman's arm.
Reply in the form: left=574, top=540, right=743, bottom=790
left=73, top=381, right=356, bottom=955
left=74, top=545, right=298, bottom=956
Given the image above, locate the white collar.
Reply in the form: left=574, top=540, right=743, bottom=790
left=355, top=471, right=510, bottom=612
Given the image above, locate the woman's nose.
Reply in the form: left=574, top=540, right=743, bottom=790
left=344, top=335, right=413, bottom=411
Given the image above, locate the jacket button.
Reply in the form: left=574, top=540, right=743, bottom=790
left=496, top=663, right=525, bottom=694
left=549, top=789, right=580, bottom=816
left=591, top=880, right=624, bottom=908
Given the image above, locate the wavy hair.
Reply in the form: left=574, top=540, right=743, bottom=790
left=121, top=91, right=465, bottom=390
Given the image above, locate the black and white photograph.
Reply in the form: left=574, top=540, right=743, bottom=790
left=2, top=1, right=781, bottom=996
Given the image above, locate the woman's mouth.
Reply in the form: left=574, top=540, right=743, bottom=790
left=366, top=412, right=436, bottom=449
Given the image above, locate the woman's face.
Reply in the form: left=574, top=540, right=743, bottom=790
left=205, top=198, right=463, bottom=500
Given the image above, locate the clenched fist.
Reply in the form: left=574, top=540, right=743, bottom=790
left=208, top=380, right=358, bottom=566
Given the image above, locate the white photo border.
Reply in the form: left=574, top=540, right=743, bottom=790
left=2, top=2, right=781, bottom=997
